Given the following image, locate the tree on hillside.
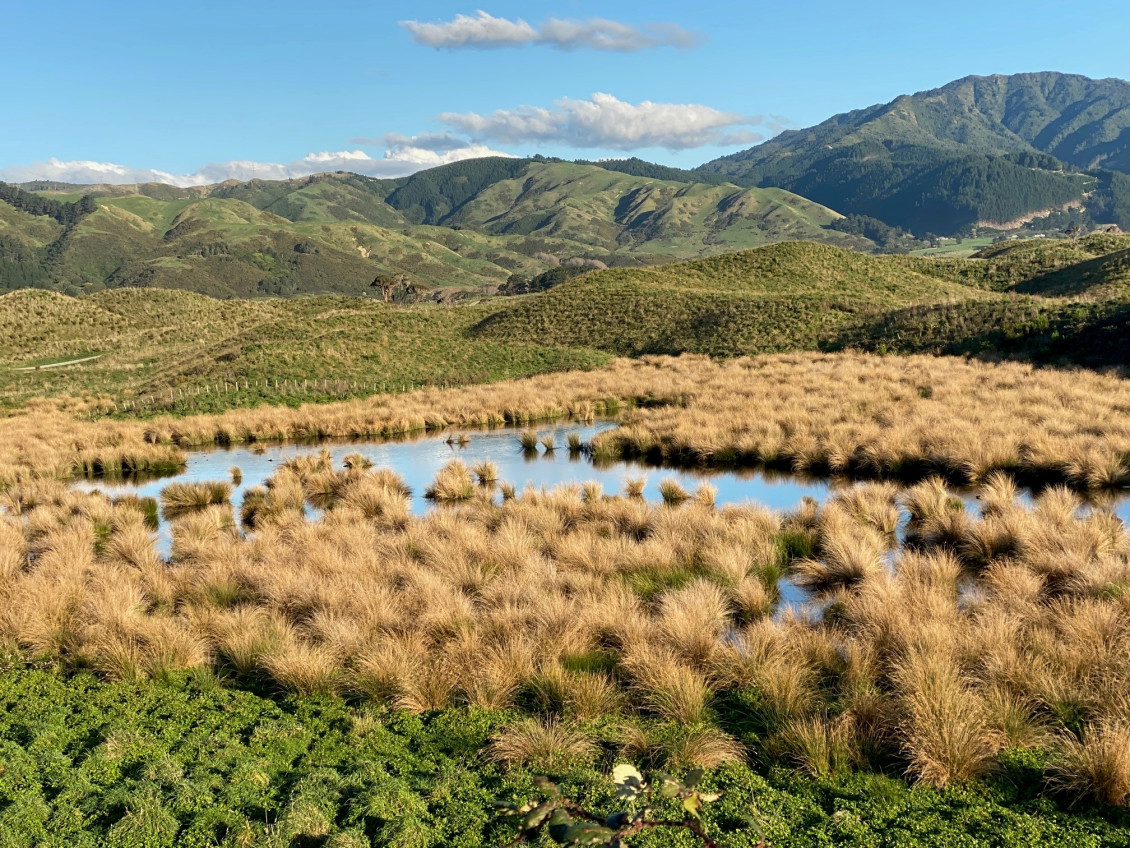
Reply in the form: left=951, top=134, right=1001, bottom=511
left=371, top=273, right=428, bottom=304
left=371, top=273, right=407, bottom=302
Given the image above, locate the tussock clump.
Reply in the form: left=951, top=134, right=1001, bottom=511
left=774, top=715, right=855, bottom=777
left=623, top=645, right=713, bottom=724
left=530, top=662, right=622, bottom=720
left=424, top=460, right=475, bottom=502
left=792, top=506, right=885, bottom=593
left=342, top=453, right=372, bottom=471
left=894, top=649, right=998, bottom=787
left=1050, top=721, right=1130, bottom=807
left=264, top=640, right=342, bottom=696
left=662, top=726, right=746, bottom=770
left=488, top=718, right=597, bottom=767
left=623, top=477, right=646, bottom=499
left=160, top=481, right=231, bottom=516
left=471, top=460, right=499, bottom=486
left=658, top=478, right=690, bottom=506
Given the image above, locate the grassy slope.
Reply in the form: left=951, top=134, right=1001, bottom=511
left=0, top=667, right=1125, bottom=848
left=827, top=234, right=1130, bottom=366
left=0, top=289, right=608, bottom=413
left=0, top=201, right=63, bottom=247
left=6, top=233, right=1130, bottom=413
left=472, top=241, right=988, bottom=356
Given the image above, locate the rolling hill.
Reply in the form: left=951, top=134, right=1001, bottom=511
left=700, top=72, right=1130, bottom=235
left=1, top=160, right=872, bottom=298
left=470, top=241, right=991, bottom=356
left=6, top=233, right=1130, bottom=414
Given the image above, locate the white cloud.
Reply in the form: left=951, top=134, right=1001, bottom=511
left=401, top=11, right=701, bottom=51
left=440, top=92, right=764, bottom=151
left=351, top=131, right=473, bottom=153
left=0, top=143, right=517, bottom=187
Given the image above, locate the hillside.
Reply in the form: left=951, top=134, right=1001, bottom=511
left=1, top=160, right=873, bottom=298
left=471, top=241, right=989, bottom=356
left=701, top=72, right=1130, bottom=235
left=0, top=288, right=609, bottom=413
left=6, top=233, right=1130, bottom=413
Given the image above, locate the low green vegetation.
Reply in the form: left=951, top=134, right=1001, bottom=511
left=471, top=241, right=989, bottom=356
left=0, top=667, right=1126, bottom=847
left=6, top=232, right=1130, bottom=416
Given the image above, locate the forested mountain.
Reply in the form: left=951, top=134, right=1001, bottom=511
left=701, top=72, right=1130, bottom=235
left=0, top=161, right=871, bottom=297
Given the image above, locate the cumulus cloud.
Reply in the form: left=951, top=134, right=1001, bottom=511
left=1, top=143, right=516, bottom=187
left=350, top=131, right=473, bottom=153
left=401, top=11, right=701, bottom=51
left=440, top=92, right=764, bottom=151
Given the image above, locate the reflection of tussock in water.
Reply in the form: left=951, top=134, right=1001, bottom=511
left=73, top=423, right=1130, bottom=566
left=7, top=436, right=1127, bottom=803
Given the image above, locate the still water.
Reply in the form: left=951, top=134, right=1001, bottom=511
left=75, top=421, right=830, bottom=545
left=73, top=421, right=1130, bottom=611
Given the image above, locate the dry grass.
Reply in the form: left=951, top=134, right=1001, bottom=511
left=159, top=481, right=231, bottom=516
left=6, top=352, right=1130, bottom=497
left=3, top=352, right=1130, bottom=801
left=424, top=460, right=475, bottom=502
left=1050, top=721, right=1130, bottom=807
left=488, top=718, right=598, bottom=767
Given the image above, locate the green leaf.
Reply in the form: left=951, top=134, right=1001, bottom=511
left=655, top=774, right=682, bottom=800
left=562, top=822, right=616, bottom=846
left=548, top=808, right=574, bottom=844
left=611, top=763, right=646, bottom=801
left=523, top=804, right=555, bottom=830
left=684, top=768, right=705, bottom=788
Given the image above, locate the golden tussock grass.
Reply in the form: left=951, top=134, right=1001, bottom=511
left=1050, top=721, right=1130, bottom=807
left=488, top=718, right=598, bottom=768
left=5, top=352, right=1130, bottom=499
left=2, top=359, right=1130, bottom=801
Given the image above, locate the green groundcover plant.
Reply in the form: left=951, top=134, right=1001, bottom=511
left=0, top=666, right=1128, bottom=847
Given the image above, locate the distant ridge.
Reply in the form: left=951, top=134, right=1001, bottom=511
left=700, top=72, right=1130, bottom=235
left=0, top=160, right=871, bottom=297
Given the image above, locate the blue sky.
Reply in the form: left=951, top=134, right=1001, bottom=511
left=3, top=0, right=1128, bottom=184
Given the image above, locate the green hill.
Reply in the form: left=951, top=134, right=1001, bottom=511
left=2, top=161, right=874, bottom=298
left=0, top=287, right=609, bottom=413
left=6, top=232, right=1130, bottom=413
left=472, top=241, right=988, bottom=356
left=700, top=72, right=1130, bottom=235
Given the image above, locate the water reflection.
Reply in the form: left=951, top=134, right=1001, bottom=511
left=72, top=421, right=1130, bottom=617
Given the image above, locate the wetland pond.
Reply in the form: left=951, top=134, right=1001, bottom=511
left=74, top=420, right=1130, bottom=612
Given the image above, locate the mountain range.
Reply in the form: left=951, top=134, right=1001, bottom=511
left=0, top=161, right=868, bottom=298
left=2, top=71, right=1129, bottom=299
left=701, top=72, right=1130, bottom=234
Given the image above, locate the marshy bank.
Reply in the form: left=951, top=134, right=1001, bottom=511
left=5, top=353, right=1130, bottom=502
left=4, top=446, right=1130, bottom=808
